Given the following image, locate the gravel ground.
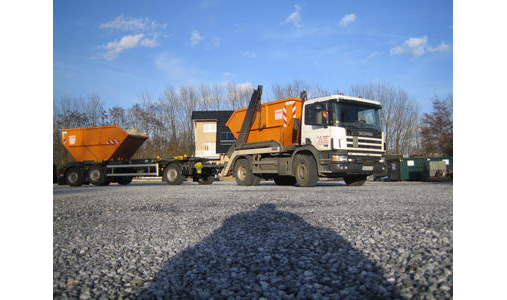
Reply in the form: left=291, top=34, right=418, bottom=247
left=53, top=180, right=452, bottom=299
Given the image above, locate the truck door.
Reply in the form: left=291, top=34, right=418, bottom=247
left=301, top=101, right=332, bottom=151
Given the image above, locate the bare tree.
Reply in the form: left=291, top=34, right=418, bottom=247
left=272, top=79, right=311, bottom=99
left=271, top=79, right=339, bottom=100
left=160, top=85, right=181, bottom=155
left=108, top=106, right=126, bottom=127
left=349, top=82, right=419, bottom=155
left=83, top=94, right=107, bottom=126
left=211, top=83, right=226, bottom=110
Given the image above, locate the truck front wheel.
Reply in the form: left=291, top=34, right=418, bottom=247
left=234, top=158, right=260, bottom=186
left=164, top=164, right=184, bottom=185
left=293, top=154, right=318, bottom=187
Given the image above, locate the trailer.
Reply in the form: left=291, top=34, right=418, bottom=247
left=221, top=85, right=386, bottom=187
left=57, top=125, right=221, bottom=186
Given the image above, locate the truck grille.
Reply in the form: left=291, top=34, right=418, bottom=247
left=346, top=136, right=384, bottom=156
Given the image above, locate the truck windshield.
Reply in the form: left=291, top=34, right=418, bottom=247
left=331, top=101, right=381, bottom=131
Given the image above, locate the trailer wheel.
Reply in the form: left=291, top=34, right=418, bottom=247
left=344, top=175, right=367, bottom=186
left=293, top=154, right=318, bottom=187
left=164, top=164, right=184, bottom=185
left=66, top=168, right=83, bottom=187
left=88, top=165, right=107, bottom=186
left=198, top=175, right=214, bottom=185
left=234, top=158, right=260, bottom=186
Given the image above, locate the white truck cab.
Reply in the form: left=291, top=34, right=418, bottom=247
left=301, top=95, right=385, bottom=172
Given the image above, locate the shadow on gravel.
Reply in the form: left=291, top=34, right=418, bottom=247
left=139, top=204, right=399, bottom=299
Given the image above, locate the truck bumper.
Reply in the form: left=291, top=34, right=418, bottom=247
left=325, top=162, right=384, bottom=175
left=315, top=150, right=385, bottom=177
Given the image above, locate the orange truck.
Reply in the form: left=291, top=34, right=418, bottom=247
left=57, top=125, right=221, bottom=186
left=222, top=85, right=386, bottom=187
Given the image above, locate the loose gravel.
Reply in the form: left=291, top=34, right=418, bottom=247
left=53, top=180, right=452, bottom=299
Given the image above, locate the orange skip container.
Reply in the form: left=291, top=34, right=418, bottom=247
left=61, top=125, right=148, bottom=161
left=226, top=97, right=303, bottom=147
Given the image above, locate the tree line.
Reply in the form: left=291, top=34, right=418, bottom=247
left=53, top=80, right=452, bottom=168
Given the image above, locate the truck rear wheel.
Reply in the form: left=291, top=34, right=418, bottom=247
left=88, top=165, right=107, bottom=186
left=66, top=168, right=83, bottom=187
left=164, top=164, right=184, bottom=185
left=234, top=158, right=260, bottom=186
left=344, top=175, right=367, bottom=186
left=293, top=154, right=318, bottom=187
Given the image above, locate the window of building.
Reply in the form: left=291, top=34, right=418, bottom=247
left=220, top=132, right=236, bottom=144
left=203, top=122, right=217, bottom=133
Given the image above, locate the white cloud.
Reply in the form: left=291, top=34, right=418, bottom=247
left=223, top=72, right=234, bottom=77
left=283, top=4, right=302, bottom=28
left=97, top=15, right=166, bottom=60
left=190, top=30, right=204, bottom=46
left=236, top=82, right=253, bottom=91
left=100, top=15, right=166, bottom=31
left=428, top=42, right=450, bottom=53
left=390, top=36, right=450, bottom=56
left=140, top=36, right=159, bottom=48
left=100, top=34, right=145, bottom=60
left=340, top=14, right=356, bottom=27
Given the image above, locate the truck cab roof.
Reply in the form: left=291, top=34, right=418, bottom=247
left=305, top=95, right=382, bottom=107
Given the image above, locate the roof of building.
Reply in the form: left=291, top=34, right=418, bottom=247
left=191, top=110, right=234, bottom=121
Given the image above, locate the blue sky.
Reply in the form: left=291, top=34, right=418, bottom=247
left=54, top=0, right=452, bottom=112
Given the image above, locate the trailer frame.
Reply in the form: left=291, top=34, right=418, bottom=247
left=57, top=156, right=223, bottom=187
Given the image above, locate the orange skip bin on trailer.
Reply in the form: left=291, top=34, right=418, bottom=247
left=226, top=97, right=303, bottom=147
left=61, top=125, right=148, bottom=162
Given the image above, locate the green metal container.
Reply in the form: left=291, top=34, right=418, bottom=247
left=387, top=156, right=453, bottom=181
left=387, top=157, right=428, bottom=181
left=429, top=156, right=453, bottom=171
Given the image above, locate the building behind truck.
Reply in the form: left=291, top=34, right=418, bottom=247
left=221, top=85, right=386, bottom=187
left=191, top=110, right=235, bottom=163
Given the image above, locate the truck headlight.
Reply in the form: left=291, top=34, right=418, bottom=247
left=332, top=155, right=348, bottom=162
left=379, top=158, right=384, bottom=163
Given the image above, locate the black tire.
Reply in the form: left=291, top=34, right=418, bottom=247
left=66, top=168, right=83, bottom=187
left=88, top=165, right=107, bottom=186
left=273, top=175, right=296, bottom=186
left=117, top=177, right=133, bottom=185
left=234, top=158, right=260, bottom=186
left=344, top=175, right=367, bottom=186
left=164, top=164, right=184, bottom=185
left=293, top=154, right=319, bottom=187
left=197, top=175, right=214, bottom=185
